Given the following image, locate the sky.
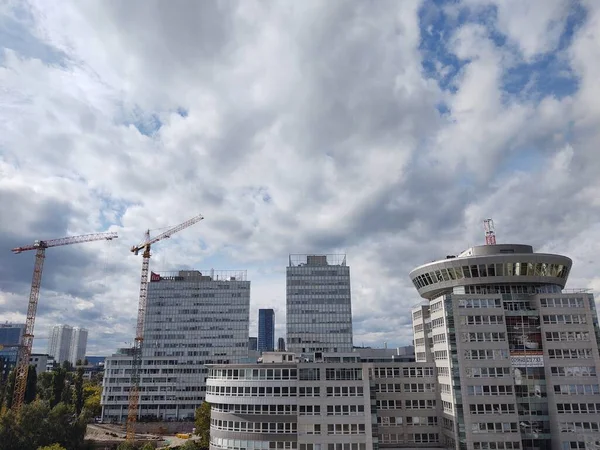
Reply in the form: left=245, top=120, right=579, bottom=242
left=1, top=0, right=600, bottom=356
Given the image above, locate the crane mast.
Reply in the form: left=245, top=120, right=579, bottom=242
left=126, top=214, right=204, bottom=442
left=483, top=218, right=497, bottom=245
left=11, top=231, right=118, bottom=412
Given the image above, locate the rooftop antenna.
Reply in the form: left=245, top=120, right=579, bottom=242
left=483, top=219, right=497, bottom=245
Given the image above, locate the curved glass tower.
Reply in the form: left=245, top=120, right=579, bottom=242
left=410, top=244, right=600, bottom=450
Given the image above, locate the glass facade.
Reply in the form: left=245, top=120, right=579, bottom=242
left=101, top=269, right=250, bottom=422
left=286, top=255, right=353, bottom=354
left=412, top=261, right=570, bottom=290
left=258, top=309, right=275, bottom=352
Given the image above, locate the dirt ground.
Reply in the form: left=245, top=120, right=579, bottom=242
left=85, top=423, right=196, bottom=448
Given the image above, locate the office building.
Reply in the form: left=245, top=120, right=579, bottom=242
left=278, top=337, right=286, bottom=352
left=29, top=353, right=49, bottom=375
left=410, top=243, right=600, bottom=450
left=287, top=254, right=353, bottom=354
left=258, top=309, right=275, bottom=353
left=101, top=270, right=250, bottom=422
left=48, top=324, right=73, bottom=364
left=69, top=327, right=88, bottom=365
left=0, top=323, right=24, bottom=380
left=206, top=351, right=440, bottom=450
left=249, top=337, right=258, bottom=351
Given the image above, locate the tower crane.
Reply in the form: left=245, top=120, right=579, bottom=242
left=483, top=218, right=497, bottom=245
left=126, top=214, right=204, bottom=441
left=11, top=231, right=118, bottom=412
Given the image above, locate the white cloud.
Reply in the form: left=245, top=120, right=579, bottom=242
left=1, top=0, right=600, bottom=355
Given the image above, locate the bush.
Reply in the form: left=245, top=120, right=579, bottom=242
left=38, top=445, right=66, bottom=450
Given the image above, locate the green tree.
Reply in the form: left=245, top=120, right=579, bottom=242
left=3, top=370, right=16, bottom=410
left=61, top=361, right=73, bottom=372
left=179, top=441, right=200, bottom=450
left=194, top=401, right=211, bottom=449
left=36, top=371, right=54, bottom=403
left=50, top=368, right=66, bottom=408
left=82, top=383, right=101, bottom=417
left=74, top=368, right=84, bottom=415
left=25, top=365, right=37, bottom=404
left=38, top=444, right=66, bottom=450
left=116, top=442, right=137, bottom=450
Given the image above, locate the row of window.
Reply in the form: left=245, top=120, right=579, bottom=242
left=326, top=423, right=366, bottom=435
left=557, top=403, right=600, bottom=414
left=458, top=298, right=501, bottom=308
left=466, top=367, right=511, bottom=378
left=325, top=368, right=362, bottom=380
left=467, top=385, right=513, bottom=396
left=375, top=383, right=435, bottom=393
left=460, top=315, right=504, bottom=325
left=326, top=405, right=365, bottom=415
left=554, top=384, right=600, bottom=395
left=211, top=419, right=297, bottom=434
left=549, top=349, right=593, bottom=359
left=372, top=366, right=435, bottom=378
left=207, top=386, right=298, bottom=397
left=211, top=438, right=296, bottom=450
left=473, top=442, right=521, bottom=450
left=299, top=444, right=366, bottom=450
left=378, top=416, right=437, bottom=426
left=211, top=404, right=296, bottom=415
left=540, top=298, right=585, bottom=308
left=470, top=404, right=516, bottom=414
left=465, top=350, right=509, bottom=360
left=472, top=422, right=518, bottom=433
left=543, top=314, right=587, bottom=324
left=563, top=442, right=600, bottom=450
left=412, top=261, right=569, bottom=290
left=376, top=399, right=436, bottom=410
left=551, top=366, right=596, bottom=377
left=208, top=368, right=297, bottom=380
left=462, top=332, right=506, bottom=342
left=546, top=331, right=590, bottom=341
left=560, top=422, right=600, bottom=432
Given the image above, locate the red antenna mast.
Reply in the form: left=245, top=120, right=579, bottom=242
left=483, top=219, right=496, bottom=245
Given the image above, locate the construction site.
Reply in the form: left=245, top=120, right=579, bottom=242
left=6, top=214, right=206, bottom=447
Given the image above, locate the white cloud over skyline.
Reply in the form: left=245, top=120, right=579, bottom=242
left=1, top=0, right=599, bottom=355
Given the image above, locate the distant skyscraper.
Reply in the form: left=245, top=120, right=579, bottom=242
left=258, top=309, right=275, bottom=353
left=70, top=327, right=88, bottom=364
left=277, top=337, right=286, bottom=351
left=287, top=254, right=353, bottom=353
left=48, top=324, right=73, bottom=364
left=248, top=336, right=258, bottom=351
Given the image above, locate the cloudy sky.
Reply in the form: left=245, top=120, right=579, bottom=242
left=1, top=0, right=599, bottom=356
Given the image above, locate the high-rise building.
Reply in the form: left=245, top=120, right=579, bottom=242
left=258, top=309, right=275, bottom=353
left=48, top=324, right=73, bottom=364
left=70, top=327, right=88, bottom=364
left=278, top=337, right=286, bottom=352
left=409, top=243, right=600, bottom=449
left=101, top=269, right=250, bottom=422
left=0, top=323, right=25, bottom=380
left=248, top=337, right=258, bottom=351
left=286, top=254, right=353, bottom=354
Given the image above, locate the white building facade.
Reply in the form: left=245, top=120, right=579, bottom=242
left=206, top=352, right=440, bottom=450
left=101, top=270, right=250, bottom=422
left=48, top=324, right=73, bottom=364
left=287, top=255, right=353, bottom=354
left=410, top=243, right=600, bottom=450
left=70, top=327, right=88, bottom=365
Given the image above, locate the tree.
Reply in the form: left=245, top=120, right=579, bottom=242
left=61, top=361, right=73, bottom=372
left=50, top=368, right=66, bottom=408
left=194, top=401, right=211, bottom=449
left=179, top=441, right=200, bottom=450
left=116, top=442, right=137, bottom=450
left=82, top=383, right=101, bottom=417
left=3, top=370, right=16, bottom=410
left=74, top=368, right=84, bottom=415
left=36, top=371, right=54, bottom=403
left=25, top=365, right=37, bottom=404
left=38, top=444, right=66, bottom=450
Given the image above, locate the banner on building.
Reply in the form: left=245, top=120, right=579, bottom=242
left=510, top=355, right=544, bottom=368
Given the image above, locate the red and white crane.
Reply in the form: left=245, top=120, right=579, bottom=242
left=11, top=231, right=118, bottom=412
left=126, top=214, right=204, bottom=441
